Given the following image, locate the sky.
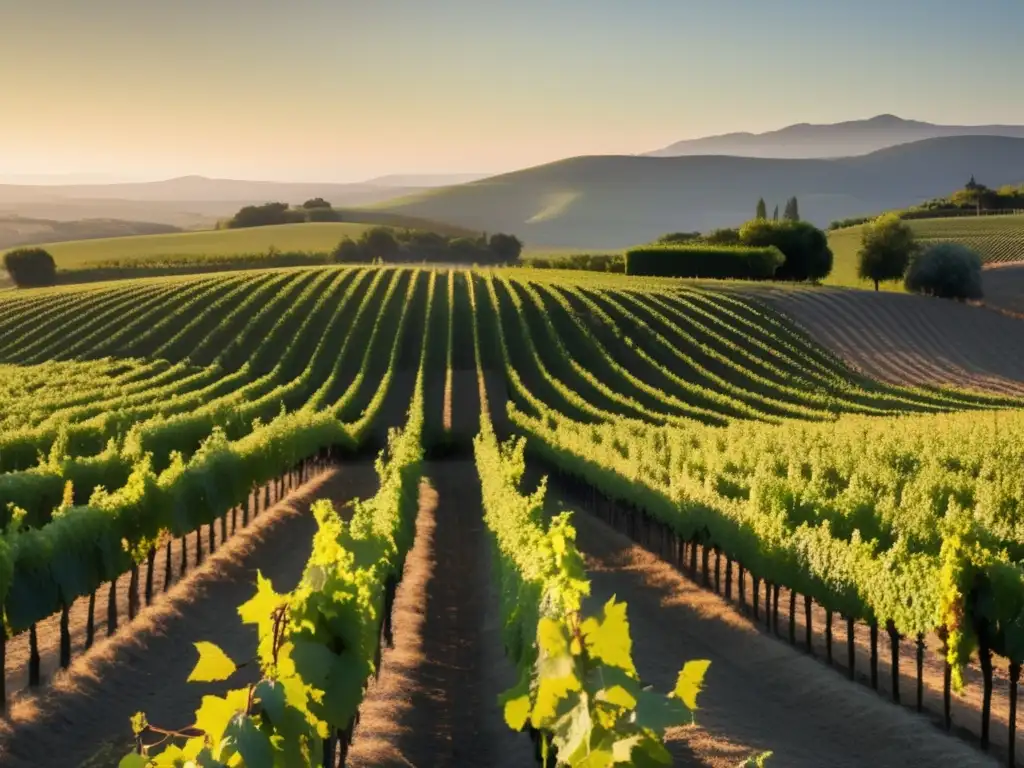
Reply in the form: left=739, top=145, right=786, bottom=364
left=3, top=0, right=1024, bottom=183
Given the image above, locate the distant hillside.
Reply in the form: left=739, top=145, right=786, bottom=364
left=0, top=175, right=427, bottom=204
left=361, top=173, right=491, bottom=187
left=0, top=176, right=434, bottom=232
left=647, top=114, right=1024, bottom=159
left=0, top=215, right=181, bottom=251
left=10, top=218, right=479, bottom=271
left=371, top=136, right=1024, bottom=248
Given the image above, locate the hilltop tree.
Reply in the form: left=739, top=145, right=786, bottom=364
left=857, top=213, right=917, bottom=291
left=3, top=247, right=57, bottom=288
left=772, top=205, right=779, bottom=222
left=756, top=198, right=767, bottom=220
left=227, top=202, right=304, bottom=229
left=488, top=233, right=524, bottom=264
left=783, top=197, right=800, bottom=222
left=359, top=227, right=401, bottom=261
left=302, top=197, right=332, bottom=209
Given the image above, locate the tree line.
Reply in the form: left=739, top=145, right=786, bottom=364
left=830, top=177, right=1024, bottom=230
left=224, top=199, right=344, bottom=229
left=332, top=227, right=522, bottom=266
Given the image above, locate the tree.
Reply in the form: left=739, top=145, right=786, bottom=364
left=756, top=198, right=767, bottom=220
left=331, top=238, right=364, bottom=263
left=856, top=213, right=917, bottom=291
left=3, top=248, right=57, bottom=288
left=358, top=227, right=401, bottom=261
left=905, top=243, right=983, bottom=300
left=772, top=205, right=779, bottom=222
left=302, top=198, right=332, bottom=209
left=739, top=219, right=833, bottom=281
left=488, top=233, right=524, bottom=264
left=783, top=197, right=800, bottom=222
left=227, top=202, right=303, bottom=228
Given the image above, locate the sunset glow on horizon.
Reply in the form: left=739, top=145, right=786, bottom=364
left=3, top=0, right=1024, bottom=182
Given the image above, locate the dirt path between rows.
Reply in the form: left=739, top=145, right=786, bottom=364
left=549, top=492, right=999, bottom=768
left=0, top=463, right=379, bottom=768
left=347, top=460, right=532, bottom=768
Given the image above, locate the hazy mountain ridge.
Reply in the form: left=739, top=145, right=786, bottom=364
left=647, top=114, right=1024, bottom=159
left=374, top=136, right=1024, bottom=248
left=0, top=215, right=182, bottom=251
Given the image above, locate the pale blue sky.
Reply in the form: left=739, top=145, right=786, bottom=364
left=2, top=0, right=1023, bottom=181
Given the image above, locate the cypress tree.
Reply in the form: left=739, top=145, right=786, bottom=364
left=772, top=205, right=779, bottom=222
left=756, top=198, right=767, bottom=220
left=784, top=196, right=800, bottom=222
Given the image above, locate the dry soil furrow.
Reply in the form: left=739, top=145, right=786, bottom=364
left=346, top=460, right=530, bottom=768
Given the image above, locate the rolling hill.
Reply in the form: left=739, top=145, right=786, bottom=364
left=10, top=218, right=479, bottom=271
left=826, top=214, right=1024, bottom=289
left=0, top=216, right=181, bottom=251
left=0, top=175, right=438, bottom=231
left=372, top=136, right=1024, bottom=248
left=647, top=114, right=1024, bottom=159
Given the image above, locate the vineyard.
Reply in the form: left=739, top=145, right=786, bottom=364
left=910, top=215, right=1024, bottom=265
left=0, top=265, right=1022, bottom=766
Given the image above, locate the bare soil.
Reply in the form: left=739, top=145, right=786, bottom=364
left=757, top=286, right=1024, bottom=396
left=346, top=460, right=531, bottom=768
left=983, top=262, right=1024, bottom=318
left=0, top=463, right=379, bottom=768
left=546, top=490, right=1000, bottom=768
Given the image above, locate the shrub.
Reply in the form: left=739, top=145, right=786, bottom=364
left=301, top=197, right=332, bottom=209
left=3, top=248, right=57, bottom=288
left=526, top=253, right=625, bottom=273
left=306, top=207, right=342, bottom=222
left=624, top=245, right=784, bottom=279
left=904, top=243, right=983, bottom=300
left=331, top=238, right=365, bottom=264
left=487, top=232, right=523, bottom=264
left=655, top=231, right=702, bottom=245
left=703, top=227, right=742, bottom=246
left=738, top=219, right=833, bottom=281
left=226, top=202, right=304, bottom=229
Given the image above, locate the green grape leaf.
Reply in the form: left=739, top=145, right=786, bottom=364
left=238, top=572, right=286, bottom=664
left=551, top=696, right=593, bottom=762
left=580, top=597, right=637, bottom=676
left=611, top=735, right=644, bottom=762
left=538, top=616, right=570, bottom=655
left=118, top=755, right=149, bottom=768
left=596, top=683, right=637, bottom=710
left=532, top=650, right=580, bottom=727
left=187, top=642, right=238, bottom=683
left=672, top=660, right=711, bottom=711
left=503, top=693, right=532, bottom=731
left=634, top=685, right=691, bottom=732
left=223, top=713, right=274, bottom=768
left=254, top=679, right=287, bottom=726
left=194, top=689, right=249, bottom=746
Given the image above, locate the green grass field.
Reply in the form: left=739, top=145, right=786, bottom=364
left=20, top=223, right=379, bottom=269
left=826, top=214, right=1024, bottom=290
